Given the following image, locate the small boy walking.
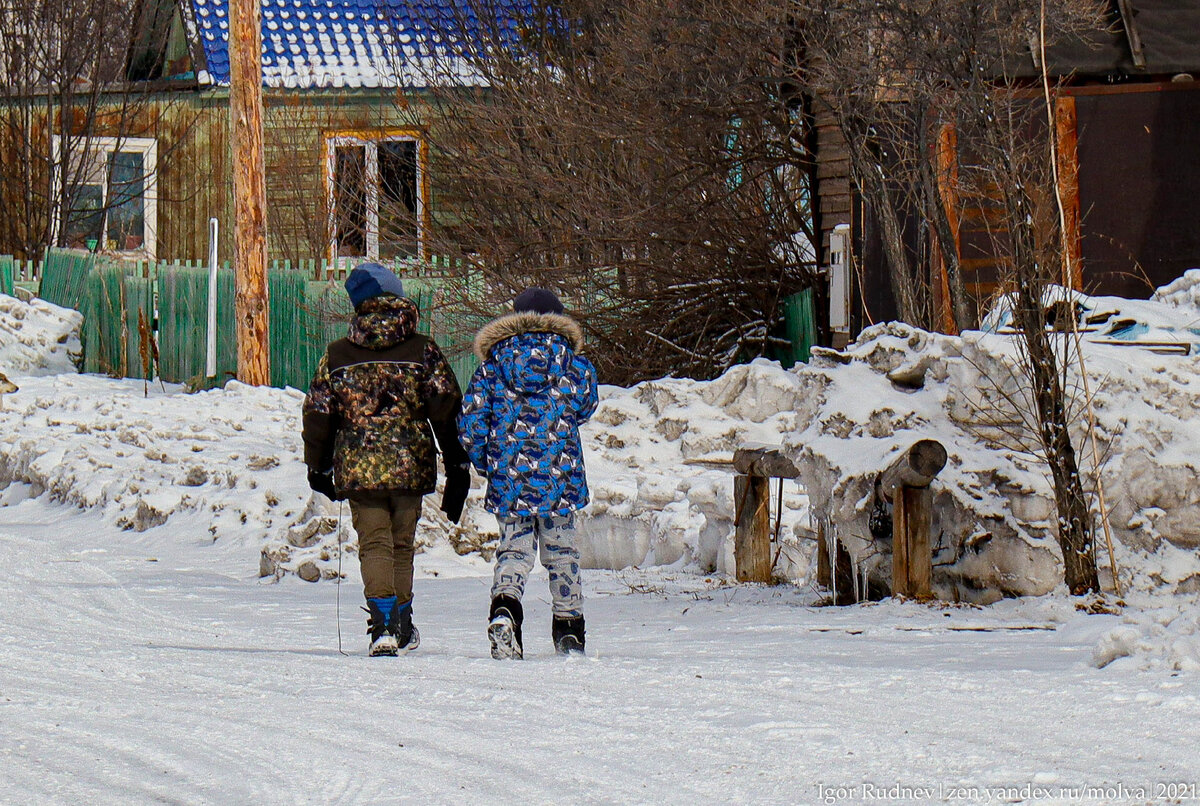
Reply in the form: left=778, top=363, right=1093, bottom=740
left=303, top=263, right=470, bottom=656
left=458, top=288, right=599, bottom=658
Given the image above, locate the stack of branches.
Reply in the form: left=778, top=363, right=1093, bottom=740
left=400, top=0, right=819, bottom=383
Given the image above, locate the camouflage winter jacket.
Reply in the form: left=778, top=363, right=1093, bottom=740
left=302, top=295, right=467, bottom=495
left=458, top=311, right=598, bottom=517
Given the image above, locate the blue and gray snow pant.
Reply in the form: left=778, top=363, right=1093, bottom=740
left=492, top=513, right=583, bottom=618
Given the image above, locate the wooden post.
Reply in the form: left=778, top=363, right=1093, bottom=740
left=734, top=475, right=772, bottom=583
left=892, top=486, right=933, bottom=598
left=881, top=440, right=946, bottom=600
left=731, top=445, right=800, bottom=584
left=229, top=0, right=269, bottom=385
left=1053, top=95, right=1083, bottom=291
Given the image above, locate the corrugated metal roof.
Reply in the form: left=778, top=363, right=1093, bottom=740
left=188, top=0, right=521, bottom=88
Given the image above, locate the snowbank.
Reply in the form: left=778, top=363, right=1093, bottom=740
left=1152, top=268, right=1200, bottom=311
left=0, top=293, right=82, bottom=376
left=786, top=314, right=1200, bottom=603
left=578, top=360, right=810, bottom=576
left=0, top=361, right=814, bottom=585
left=1092, top=595, right=1200, bottom=672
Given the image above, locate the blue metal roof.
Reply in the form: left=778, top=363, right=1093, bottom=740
left=189, top=0, right=517, bottom=88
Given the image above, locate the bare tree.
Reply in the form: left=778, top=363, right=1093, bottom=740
left=801, top=0, right=1103, bottom=593
left=395, top=0, right=819, bottom=383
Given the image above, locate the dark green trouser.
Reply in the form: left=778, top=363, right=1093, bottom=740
left=349, top=492, right=422, bottom=603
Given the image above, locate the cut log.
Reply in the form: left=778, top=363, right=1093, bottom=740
left=732, top=444, right=800, bottom=479
left=879, top=439, right=947, bottom=502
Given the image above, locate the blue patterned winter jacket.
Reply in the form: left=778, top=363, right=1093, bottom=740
left=458, top=311, right=599, bottom=517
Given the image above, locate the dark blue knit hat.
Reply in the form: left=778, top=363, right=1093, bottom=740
left=513, top=287, right=564, bottom=315
left=345, top=262, right=405, bottom=309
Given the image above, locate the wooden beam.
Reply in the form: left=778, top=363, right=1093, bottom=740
left=229, top=0, right=269, bottom=385
left=734, top=475, right=772, bottom=583
left=1117, top=0, right=1147, bottom=70
left=879, top=439, right=948, bottom=502
left=1054, top=95, right=1083, bottom=291
left=732, top=444, right=800, bottom=479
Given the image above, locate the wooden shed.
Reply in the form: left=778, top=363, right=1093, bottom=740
left=815, top=0, right=1200, bottom=334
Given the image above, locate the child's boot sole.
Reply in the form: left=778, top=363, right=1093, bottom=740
left=488, top=616, right=522, bottom=660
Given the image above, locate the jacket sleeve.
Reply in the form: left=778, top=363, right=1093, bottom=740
left=457, top=363, right=494, bottom=475
left=421, top=339, right=469, bottom=469
left=302, top=354, right=337, bottom=471
left=573, top=356, right=599, bottom=423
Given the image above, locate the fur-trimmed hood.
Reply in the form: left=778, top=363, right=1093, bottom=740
left=473, top=311, right=584, bottom=361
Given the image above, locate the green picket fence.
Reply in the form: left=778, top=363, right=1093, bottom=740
left=34, top=246, right=811, bottom=388
left=38, top=249, right=95, bottom=311
left=155, top=267, right=458, bottom=390
left=776, top=288, right=817, bottom=368
left=82, top=261, right=155, bottom=378
left=0, top=256, right=12, bottom=296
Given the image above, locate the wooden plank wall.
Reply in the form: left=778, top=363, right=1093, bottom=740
left=0, top=90, right=424, bottom=266
left=812, top=96, right=853, bottom=264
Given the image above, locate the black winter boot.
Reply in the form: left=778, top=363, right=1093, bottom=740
left=396, top=601, right=420, bottom=653
left=552, top=615, right=586, bottom=655
left=488, top=595, right=524, bottom=660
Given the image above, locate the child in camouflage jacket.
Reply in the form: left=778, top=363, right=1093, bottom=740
left=303, top=263, right=470, bottom=656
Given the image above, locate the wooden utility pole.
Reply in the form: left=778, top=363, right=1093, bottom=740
left=229, top=0, right=269, bottom=385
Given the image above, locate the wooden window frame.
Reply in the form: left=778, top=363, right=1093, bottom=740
left=51, top=135, right=159, bottom=260
left=323, top=129, right=429, bottom=264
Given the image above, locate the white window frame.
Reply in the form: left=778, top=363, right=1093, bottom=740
left=325, top=133, right=426, bottom=264
left=51, top=135, right=158, bottom=260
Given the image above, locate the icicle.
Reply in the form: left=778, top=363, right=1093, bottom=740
left=824, top=518, right=839, bottom=605
left=849, top=547, right=860, bottom=604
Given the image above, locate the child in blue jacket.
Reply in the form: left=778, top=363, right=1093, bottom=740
left=458, top=288, right=599, bottom=658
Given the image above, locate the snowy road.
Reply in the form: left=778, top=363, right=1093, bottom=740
left=2, top=498, right=1197, bottom=806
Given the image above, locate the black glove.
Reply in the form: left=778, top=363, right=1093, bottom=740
left=441, top=463, right=471, bottom=523
left=307, top=469, right=342, bottom=501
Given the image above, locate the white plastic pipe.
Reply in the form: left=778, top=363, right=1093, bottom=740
left=206, top=217, right=219, bottom=378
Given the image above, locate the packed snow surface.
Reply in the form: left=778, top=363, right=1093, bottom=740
left=2, top=286, right=1200, bottom=718
left=2, top=499, right=1199, bottom=805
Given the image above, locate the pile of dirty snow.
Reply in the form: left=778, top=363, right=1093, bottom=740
left=0, top=334, right=813, bottom=585
left=578, top=360, right=810, bottom=577
left=0, top=293, right=81, bottom=376
left=786, top=312, right=1200, bottom=602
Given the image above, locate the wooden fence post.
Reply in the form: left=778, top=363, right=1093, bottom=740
left=880, top=439, right=947, bottom=599
left=732, top=445, right=800, bottom=584
left=734, top=475, right=771, bottom=583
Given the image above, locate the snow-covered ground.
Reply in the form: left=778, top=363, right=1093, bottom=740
left=4, top=289, right=1200, bottom=802
left=3, top=497, right=1199, bottom=805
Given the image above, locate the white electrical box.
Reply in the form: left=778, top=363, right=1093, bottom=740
left=828, top=224, right=851, bottom=332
